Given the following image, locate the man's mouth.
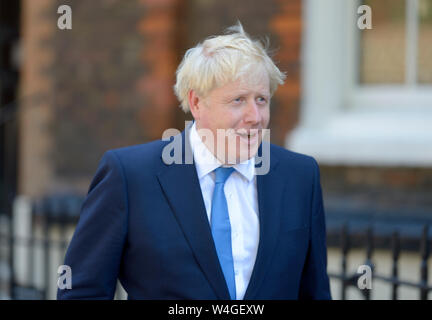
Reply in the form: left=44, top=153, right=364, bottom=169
left=235, top=129, right=260, bottom=144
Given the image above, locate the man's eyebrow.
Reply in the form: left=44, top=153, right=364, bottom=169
left=224, top=91, right=246, bottom=98
left=232, top=88, right=269, bottom=95
left=255, top=91, right=270, bottom=98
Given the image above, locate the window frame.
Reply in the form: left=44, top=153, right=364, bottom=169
left=286, top=0, right=432, bottom=166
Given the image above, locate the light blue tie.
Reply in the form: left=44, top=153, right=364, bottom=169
left=211, top=167, right=236, bottom=300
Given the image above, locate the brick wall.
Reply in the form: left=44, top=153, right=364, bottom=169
left=321, top=166, right=432, bottom=218
left=49, top=0, right=152, bottom=180
left=137, top=0, right=182, bottom=140
left=19, top=0, right=56, bottom=197
left=19, top=0, right=183, bottom=195
left=270, top=0, right=302, bottom=146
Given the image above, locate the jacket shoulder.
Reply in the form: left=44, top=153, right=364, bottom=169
left=102, top=139, right=169, bottom=173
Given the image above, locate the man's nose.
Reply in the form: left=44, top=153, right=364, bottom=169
left=243, top=99, right=261, bottom=124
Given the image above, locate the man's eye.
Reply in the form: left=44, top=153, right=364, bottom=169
left=257, top=97, right=268, bottom=104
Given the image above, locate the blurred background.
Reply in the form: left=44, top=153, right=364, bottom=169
left=0, top=0, right=431, bottom=300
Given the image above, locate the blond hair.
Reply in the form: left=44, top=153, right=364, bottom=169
left=173, top=22, right=286, bottom=113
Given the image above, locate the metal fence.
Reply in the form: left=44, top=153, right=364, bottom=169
left=1, top=195, right=431, bottom=300
left=328, top=224, right=432, bottom=300
left=0, top=195, right=127, bottom=300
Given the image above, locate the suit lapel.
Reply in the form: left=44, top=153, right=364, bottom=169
left=157, top=130, right=230, bottom=300
left=243, top=145, right=283, bottom=299
left=157, top=130, right=285, bottom=300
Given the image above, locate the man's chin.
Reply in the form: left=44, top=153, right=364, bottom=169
left=225, top=141, right=261, bottom=164
left=241, top=144, right=260, bottom=162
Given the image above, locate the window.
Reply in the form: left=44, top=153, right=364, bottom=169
left=359, top=0, right=432, bottom=85
left=287, top=0, right=432, bottom=166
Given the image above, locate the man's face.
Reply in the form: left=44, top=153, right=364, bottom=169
left=190, top=72, right=270, bottom=164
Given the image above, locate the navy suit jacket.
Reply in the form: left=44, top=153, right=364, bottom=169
left=57, top=129, right=331, bottom=300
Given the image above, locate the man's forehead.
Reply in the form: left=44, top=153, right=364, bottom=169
left=239, top=75, right=269, bottom=89
left=218, top=74, right=270, bottom=93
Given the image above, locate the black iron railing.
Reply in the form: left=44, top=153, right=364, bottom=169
left=328, top=224, right=432, bottom=300
left=1, top=195, right=431, bottom=300
left=0, top=195, right=129, bottom=300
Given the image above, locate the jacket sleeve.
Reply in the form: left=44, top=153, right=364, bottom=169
left=57, top=150, right=128, bottom=299
left=298, top=158, right=332, bottom=300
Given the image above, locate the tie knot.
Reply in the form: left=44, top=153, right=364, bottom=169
left=214, top=167, right=235, bottom=184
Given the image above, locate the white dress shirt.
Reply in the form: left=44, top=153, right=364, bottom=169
left=189, top=122, right=260, bottom=300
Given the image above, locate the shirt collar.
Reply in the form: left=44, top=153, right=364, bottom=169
left=189, top=121, right=255, bottom=182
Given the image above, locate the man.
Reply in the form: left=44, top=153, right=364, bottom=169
left=57, top=23, right=331, bottom=300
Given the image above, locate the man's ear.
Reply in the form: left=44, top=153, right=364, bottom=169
left=188, top=89, right=202, bottom=120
